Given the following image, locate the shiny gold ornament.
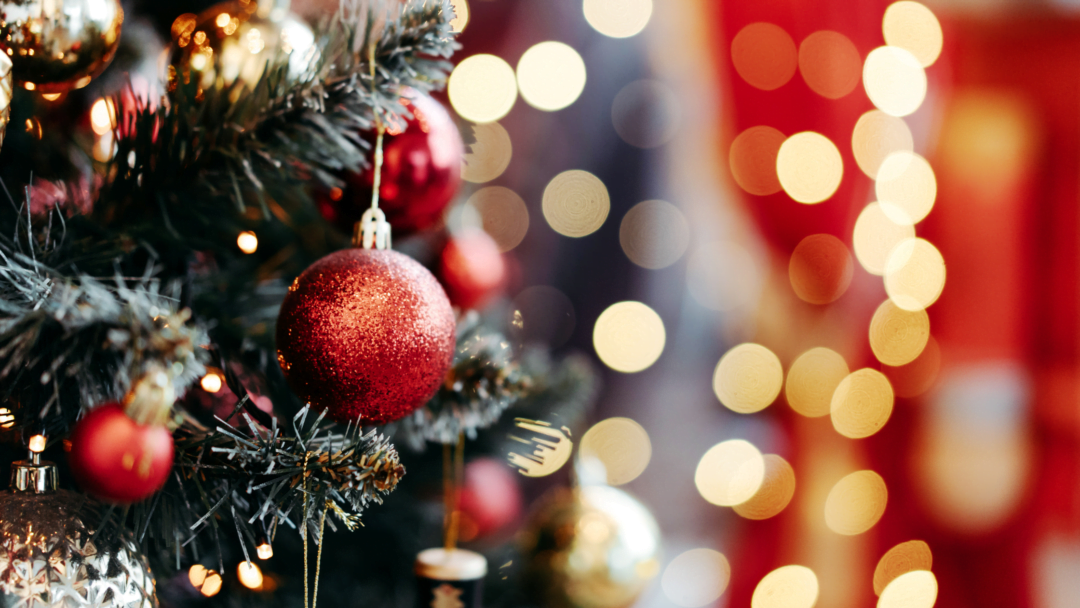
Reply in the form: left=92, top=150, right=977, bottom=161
left=0, top=0, right=123, bottom=93
left=521, top=485, right=661, bottom=608
left=168, top=0, right=317, bottom=94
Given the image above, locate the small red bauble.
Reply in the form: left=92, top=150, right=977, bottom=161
left=458, top=458, right=523, bottom=538
left=276, top=248, right=456, bottom=425
left=439, top=229, right=506, bottom=310
left=68, top=403, right=174, bottom=504
left=318, top=90, right=464, bottom=235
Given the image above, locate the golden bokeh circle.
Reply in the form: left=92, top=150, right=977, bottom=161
left=462, top=121, right=512, bottom=183
left=516, top=41, right=587, bottom=112
left=885, top=238, right=946, bottom=311
left=873, top=541, right=933, bottom=596
left=852, top=110, right=914, bottom=179
left=785, top=347, right=849, bottom=418
left=882, top=1, right=943, bottom=68
left=732, top=23, right=798, bottom=91
left=694, top=439, right=766, bottom=507
left=879, top=570, right=938, bottom=608
left=583, top=0, right=653, bottom=39
left=798, top=30, right=861, bottom=99
left=593, top=301, right=666, bottom=373
left=730, top=125, right=786, bottom=196
left=466, top=186, right=530, bottom=252
left=619, top=200, right=690, bottom=269
left=853, top=202, right=916, bottom=276
left=579, top=417, right=652, bottom=486
left=448, top=0, right=470, bottom=33
left=713, top=343, right=784, bottom=414
left=789, top=234, right=854, bottom=305
left=734, top=454, right=796, bottom=520
left=876, top=151, right=937, bottom=226
left=863, top=46, right=927, bottom=118
left=776, top=132, right=844, bottom=204
left=870, top=299, right=930, bottom=366
left=542, top=170, right=610, bottom=238
left=448, top=54, right=518, bottom=124
left=831, top=369, right=894, bottom=439
left=751, top=565, right=819, bottom=608
left=661, top=549, right=732, bottom=608
left=824, top=470, right=888, bottom=535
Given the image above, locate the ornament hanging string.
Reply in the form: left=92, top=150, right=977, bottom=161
left=355, top=38, right=391, bottom=250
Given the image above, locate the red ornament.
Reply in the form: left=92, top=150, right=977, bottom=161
left=318, top=90, right=464, bottom=235
left=68, top=403, right=174, bottom=504
left=458, top=458, right=523, bottom=539
left=439, top=229, right=506, bottom=310
left=276, top=248, right=456, bottom=425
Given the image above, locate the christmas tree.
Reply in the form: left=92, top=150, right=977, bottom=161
left=0, top=1, right=598, bottom=606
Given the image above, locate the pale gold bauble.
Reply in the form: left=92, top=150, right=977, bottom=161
left=0, top=0, right=123, bottom=93
left=521, top=486, right=662, bottom=608
left=168, top=0, right=316, bottom=94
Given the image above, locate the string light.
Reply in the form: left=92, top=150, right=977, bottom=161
left=516, top=41, right=587, bottom=112
left=661, top=549, right=731, bottom=607
left=200, top=372, right=223, bottom=393
left=831, top=369, right=894, bottom=439
left=29, top=434, right=45, bottom=453
left=593, top=301, right=666, bottom=373
left=542, top=170, right=609, bottom=237
left=751, top=565, right=819, bottom=608
left=237, top=231, right=258, bottom=254
left=824, top=470, right=888, bottom=535
left=257, top=542, right=274, bottom=560
left=863, top=46, right=927, bottom=117
left=731, top=22, right=797, bottom=91
left=579, top=417, right=652, bottom=486
left=776, top=132, right=844, bottom=204
left=465, top=186, right=530, bottom=252
left=798, top=30, right=861, bottom=99
left=694, top=439, right=765, bottom=506
left=730, top=125, right=785, bottom=196
left=0, top=408, right=14, bottom=429
left=713, top=343, right=783, bottom=414
left=237, top=561, right=264, bottom=590
left=733, top=454, right=796, bottom=520
left=448, top=54, right=517, bottom=124
left=583, top=0, right=653, bottom=38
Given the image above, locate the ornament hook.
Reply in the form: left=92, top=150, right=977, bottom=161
left=356, top=206, right=392, bottom=250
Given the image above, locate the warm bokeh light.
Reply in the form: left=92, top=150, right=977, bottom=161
left=713, top=343, right=783, bottom=414
left=686, top=241, right=762, bottom=312
left=798, top=30, right=861, bottom=99
left=863, top=46, right=927, bottom=117
left=789, top=234, right=854, bottom=305
left=508, top=419, right=574, bottom=477
left=237, top=561, right=264, bottom=590
left=448, top=54, right=518, bottom=124
left=831, top=368, right=894, bottom=439
left=881, top=335, right=940, bottom=398
left=786, top=347, right=849, bottom=418
left=882, top=1, right=943, bottom=67
left=824, top=470, right=888, bottom=535
left=466, top=186, right=530, bottom=252
left=731, top=23, right=798, bottom=91
left=188, top=565, right=208, bottom=588
left=879, top=570, right=938, bottom=608
left=611, top=80, right=681, bottom=148
left=874, top=540, right=933, bottom=596
left=619, top=200, right=690, bottom=269
left=695, top=439, right=766, bottom=507
left=200, top=572, right=222, bottom=597
left=776, top=132, right=844, bottom=204
left=511, top=285, right=576, bottom=348
left=583, top=0, right=653, bottom=38
left=661, top=549, right=731, bottom=607
left=256, top=542, right=273, bottom=560
left=462, top=121, right=511, bottom=183
left=579, top=417, right=652, bottom=486
left=852, top=110, right=914, bottom=179
left=751, top=565, right=819, bottom=608
left=0, top=408, right=14, bottom=429
left=90, top=98, right=116, bottom=135
left=516, top=41, right=587, bottom=112
left=237, top=231, right=258, bottom=254
left=448, top=0, right=470, bottom=33
left=729, top=125, right=785, bottom=196
left=884, top=238, right=946, bottom=311
left=542, top=170, right=610, bottom=237
left=876, top=151, right=937, bottom=226
left=734, top=454, right=796, bottom=520
left=28, top=434, right=45, bottom=453
left=853, top=202, right=916, bottom=276
left=870, top=299, right=930, bottom=366
left=200, top=372, right=223, bottom=393
left=593, top=301, right=666, bottom=373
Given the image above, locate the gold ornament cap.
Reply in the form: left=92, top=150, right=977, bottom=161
left=10, top=460, right=58, bottom=494
left=414, top=548, right=487, bottom=581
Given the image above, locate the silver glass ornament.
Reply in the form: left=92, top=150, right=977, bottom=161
left=0, top=456, right=157, bottom=608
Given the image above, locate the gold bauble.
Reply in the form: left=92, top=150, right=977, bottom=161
left=0, top=0, right=123, bottom=93
left=0, top=52, right=10, bottom=152
left=168, top=0, right=316, bottom=94
left=521, top=486, right=662, bottom=608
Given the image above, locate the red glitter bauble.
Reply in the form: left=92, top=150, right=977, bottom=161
left=439, top=229, right=506, bottom=310
left=68, top=403, right=174, bottom=504
left=318, top=90, right=464, bottom=235
left=276, top=248, right=456, bottom=425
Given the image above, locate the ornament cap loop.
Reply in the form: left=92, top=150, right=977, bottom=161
left=11, top=459, right=58, bottom=494
left=414, top=548, right=488, bottom=581
left=354, top=207, right=393, bottom=250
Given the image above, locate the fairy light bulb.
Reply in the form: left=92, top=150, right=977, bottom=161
left=28, top=434, right=45, bottom=453
left=200, top=372, right=223, bottom=393
left=237, top=231, right=258, bottom=254
left=257, top=542, right=273, bottom=560
left=237, top=561, right=264, bottom=590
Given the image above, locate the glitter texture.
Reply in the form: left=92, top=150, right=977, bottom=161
left=277, top=248, right=456, bottom=425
